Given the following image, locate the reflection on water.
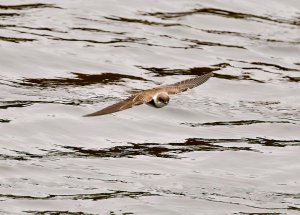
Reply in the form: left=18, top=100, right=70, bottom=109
left=0, top=0, right=300, bottom=214
left=182, top=119, right=292, bottom=127
left=142, top=7, right=300, bottom=26
left=0, top=119, right=10, bottom=123
left=0, top=35, right=36, bottom=43
left=20, top=73, right=147, bottom=87
left=105, top=16, right=182, bottom=27
left=2, top=137, right=299, bottom=161
left=0, top=3, right=60, bottom=10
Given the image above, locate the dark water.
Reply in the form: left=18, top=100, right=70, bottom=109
left=1, top=0, right=300, bottom=214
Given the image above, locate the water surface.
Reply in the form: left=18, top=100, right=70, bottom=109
left=0, top=0, right=300, bottom=214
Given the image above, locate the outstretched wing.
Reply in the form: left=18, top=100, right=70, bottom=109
left=164, top=72, right=213, bottom=95
left=83, top=72, right=213, bottom=117
left=83, top=93, right=153, bottom=117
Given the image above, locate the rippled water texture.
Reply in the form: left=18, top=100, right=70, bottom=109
left=1, top=0, right=300, bottom=214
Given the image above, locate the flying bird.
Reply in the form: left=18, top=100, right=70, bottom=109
left=84, top=72, right=213, bottom=117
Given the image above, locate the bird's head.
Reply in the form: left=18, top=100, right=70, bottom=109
left=154, top=92, right=169, bottom=108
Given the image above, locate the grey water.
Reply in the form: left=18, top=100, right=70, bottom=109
left=0, top=0, right=300, bottom=214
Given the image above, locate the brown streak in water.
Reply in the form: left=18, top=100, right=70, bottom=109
left=251, top=62, right=300, bottom=72
left=241, top=67, right=281, bottom=75
left=213, top=73, right=265, bottom=83
left=0, top=3, right=61, bottom=10
left=285, top=76, right=300, bottom=82
left=10, top=29, right=191, bottom=49
left=0, top=191, right=157, bottom=201
left=105, top=16, right=182, bottom=27
left=204, top=29, right=259, bottom=39
left=20, top=72, right=147, bottom=88
left=233, top=60, right=300, bottom=72
left=0, top=13, right=19, bottom=17
left=192, top=138, right=300, bottom=147
left=185, top=39, right=246, bottom=49
left=51, top=36, right=146, bottom=44
left=71, top=27, right=126, bottom=35
left=0, top=99, right=101, bottom=110
left=182, top=120, right=292, bottom=127
left=137, top=64, right=229, bottom=76
left=138, top=64, right=263, bottom=83
left=203, top=29, right=300, bottom=45
left=62, top=144, right=181, bottom=159
left=288, top=206, right=300, bottom=211
left=0, top=36, right=36, bottom=43
left=0, top=101, right=49, bottom=109
left=11, top=28, right=153, bottom=46
left=9, top=29, right=65, bottom=40
left=1, top=25, right=65, bottom=35
left=131, top=41, right=193, bottom=49
left=142, top=7, right=297, bottom=26
left=0, top=119, right=10, bottom=123
left=25, top=210, right=94, bottom=215
left=52, top=140, right=254, bottom=158
left=3, top=138, right=299, bottom=161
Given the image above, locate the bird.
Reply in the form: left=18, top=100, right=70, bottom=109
left=83, top=72, right=213, bottom=117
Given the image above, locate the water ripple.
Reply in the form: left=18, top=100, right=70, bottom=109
left=142, top=7, right=298, bottom=26
left=184, top=39, right=246, bottom=49
left=71, top=27, right=125, bottom=35
left=4, top=137, right=298, bottom=161
left=0, top=119, right=10, bottom=123
left=0, top=191, right=157, bottom=201
left=0, top=1, right=299, bottom=214
left=105, top=16, right=182, bottom=27
left=0, top=36, right=36, bottom=43
left=0, top=13, right=19, bottom=17
left=25, top=211, right=94, bottom=215
left=0, top=3, right=61, bottom=10
left=181, top=120, right=292, bottom=127
left=137, top=63, right=229, bottom=76
left=18, top=73, right=147, bottom=88
left=51, top=36, right=146, bottom=45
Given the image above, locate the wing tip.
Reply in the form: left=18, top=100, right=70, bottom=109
left=82, top=113, right=93, bottom=117
left=82, top=111, right=106, bottom=117
left=82, top=113, right=96, bottom=117
left=194, top=71, right=213, bottom=82
left=200, top=71, right=213, bottom=80
left=203, top=71, right=213, bottom=77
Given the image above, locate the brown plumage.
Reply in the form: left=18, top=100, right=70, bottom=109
left=83, top=72, right=213, bottom=117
